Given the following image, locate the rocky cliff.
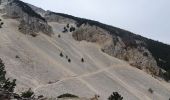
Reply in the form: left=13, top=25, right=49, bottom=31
left=72, top=24, right=160, bottom=76
left=1, top=0, right=53, bottom=36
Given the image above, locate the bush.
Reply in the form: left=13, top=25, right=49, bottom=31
left=58, top=34, right=61, bottom=38
left=81, top=58, right=84, bottom=62
left=70, top=27, right=75, bottom=32
left=68, top=58, right=71, bottom=63
left=148, top=88, right=154, bottom=94
left=30, top=33, right=37, bottom=37
left=163, top=70, right=170, bottom=81
left=0, top=21, right=3, bottom=28
left=124, top=56, right=129, bottom=61
left=108, top=92, right=123, bottom=100
left=0, top=59, right=6, bottom=83
left=1, top=22, right=4, bottom=25
left=57, top=93, right=78, bottom=98
left=60, top=52, right=63, bottom=57
left=15, top=55, right=20, bottom=59
left=143, top=52, right=148, bottom=57
left=67, top=24, right=69, bottom=28
left=66, top=55, right=68, bottom=59
left=21, top=88, right=34, bottom=98
left=63, top=27, right=68, bottom=33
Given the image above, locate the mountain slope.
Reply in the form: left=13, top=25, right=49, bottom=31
left=0, top=0, right=170, bottom=100
left=44, top=11, right=170, bottom=79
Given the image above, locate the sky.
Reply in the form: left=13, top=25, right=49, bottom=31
left=21, top=0, right=170, bottom=44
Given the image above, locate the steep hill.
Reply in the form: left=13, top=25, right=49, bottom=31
left=44, top=11, right=170, bottom=79
left=0, top=0, right=170, bottom=100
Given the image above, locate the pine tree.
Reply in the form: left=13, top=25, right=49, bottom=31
left=0, top=59, right=6, bottom=87
left=108, top=92, right=123, bottom=100
left=0, top=58, right=16, bottom=92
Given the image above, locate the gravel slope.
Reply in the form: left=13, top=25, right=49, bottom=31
left=0, top=14, right=170, bottom=100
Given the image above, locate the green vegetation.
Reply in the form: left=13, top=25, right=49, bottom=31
left=68, top=58, right=71, bottom=63
left=0, top=59, right=16, bottom=92
left=145, top=38, right=170, bottom=81
left=148, top=88, right=154, bottom=94
left=67, top=24, right=69, bottom=28
left=124, top=56, right=129, bottom=61
left=57, top=93, right=78, bottom=98
left=63, top=24, right=75, bottom=33
left=0, top=22, right=4, bottom=25
left=81, top=58, right=84, bottom=62
left=108, top=92, right=123, bottom=100
left=21, top=88, right=34, bottom=98
left=58, top=34, right=61, bottom=38
left=63, top=27, right=68, bottom=33
left=70, top=26, right=76, bottom=32
left=66, top=55, right=68, bottom=59
left=0, top=19, right=3, bottom=28
left=60, top=52, right=63, bottom=57
left=30, top=33, right=37, bottom=37
left=0, top=58, right=38, bottom=99
left=163, top=70, right=170, bottom=81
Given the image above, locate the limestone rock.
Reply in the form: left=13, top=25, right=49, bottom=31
left=3, top=0, right=53, bottom=36
left=72, top=24, right=160, bottom=76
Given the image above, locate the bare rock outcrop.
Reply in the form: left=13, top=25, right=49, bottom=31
left=3, top=0, right=53, bottom=36
left=73, top=24, right=160, bottom=76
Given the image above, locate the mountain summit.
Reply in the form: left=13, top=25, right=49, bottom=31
left=0, top=0, right=170, bottom=100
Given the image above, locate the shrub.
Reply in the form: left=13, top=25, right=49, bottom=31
left=21, top=88, right=34, bottom=98
left=15, top=55, right=20, bottom=59
left=38, top=95, right=44, bottom=99
left=66, top=55, right=68, bottom=59
left=143, top=52, right=148, bottom=57
left=63, top=27, right=68, bottom=33
left=108, top=92, right=123, bottom=100
left=57, top=93, right=78, bottom=98
left=0, top=59, right=6, bottom=83
left=67, top=24, right=69, bottom=28
left=1, top=22, right=4, bottom=25
left=70, top=27, right=75, bottom=32
left=124, top=56, right=129, bottom=61
left=18, top=27, right=22, bottom=30
left=81, top=58, right=84, bottom=62
left=0, top=21, right=3, bottom=28
left=60, top=52, right=63, bottom=57
left=163, top=70, right=170, bottom=81
left=58, top=34, right=61, bottom=38
left=30, top=33, right=37, bottom=37
left=68, top=58, right=71, bottom=63
left=148, top=88, right=154, bottom=94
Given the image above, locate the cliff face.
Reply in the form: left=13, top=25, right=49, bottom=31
left=72, top=24, right=160, bottom=76
left=1, top=0, right=53, bottom=36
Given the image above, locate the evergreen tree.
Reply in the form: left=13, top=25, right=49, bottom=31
left=0, top=58, right=16, bottom=92
left=108, top=92, right=123, bottom=100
